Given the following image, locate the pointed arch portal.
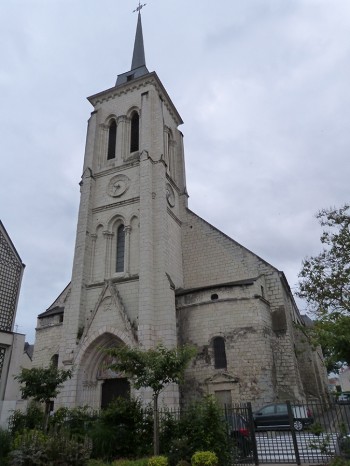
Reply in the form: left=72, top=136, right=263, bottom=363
left=76, top=332, right=130, bottom=409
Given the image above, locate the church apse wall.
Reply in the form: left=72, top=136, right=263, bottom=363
left=177, top=278, right=278, bottom=409
left=178, top=209, right=313, bottom=406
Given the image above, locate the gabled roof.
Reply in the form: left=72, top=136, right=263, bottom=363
left=186, top=208, right=279, bottom=272
left=37, top=282, right=71, bottom=318
left=38, top=305, right=64, bottom=319
left=24, top=342, right=34, bottom=360
left=0, top=220, right=25, bottom=267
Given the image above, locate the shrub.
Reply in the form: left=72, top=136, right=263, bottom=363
left=89, top=421, right=118, bottom=461
left=159, top=410, right=180, bottom=454
left=9, top=429, right=49, bottom=465
left=51, top=405, right=97, bottom=436
left=9, top=428, right=92, bottom=465
left=167, top=437, right=192, bottom=466
left=310, top=422, right=324, bottom=436
left=113, top=460, right=149, bottom=466
left=176, top=461, right=191, bottom=466
left=46, top=432, right=92, bottom=464
left=148, top=456, right=168, bottom=466
left=166, top=396, right=231, bottom=466
left=329, top=458, right=350, bottom=466
left=191, top=451, right=218, bottom=466
left=8, top=402, right=45, bottom=434
left=88, top=460, right=110, bottom=466
left=339, top=437, right=350, bottom=459
left=90, top=397, right=153, bottom=460
left=0, top=428, right=11, bottom=465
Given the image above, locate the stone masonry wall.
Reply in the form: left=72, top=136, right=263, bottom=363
left=177, top=279, right=277, bottom=409
left=180, top=209, right=311, bottom=405
left=32, top=323, right=63, bottom=368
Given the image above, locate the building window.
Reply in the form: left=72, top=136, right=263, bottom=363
left=107, top=120, right=117, bottom=160
left=130, top=112, right=139, bottom=152
left=0, top=346, right=6, bottom=380
left=51, top=354, right=59, bottom=368
left=116, top=225, right=125, bottom=272
left=261, top=286, right=265, bottom=299
left=213, top=336, right=227, bottom=369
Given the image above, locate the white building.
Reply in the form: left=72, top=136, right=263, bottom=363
left=0, top=221, right=30, bottom=428
left=32, top=12, right=328, bottom=411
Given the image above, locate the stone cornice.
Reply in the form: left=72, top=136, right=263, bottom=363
left=176, top=296, right=261, bottom=311
left=86, top=274, right=139, bottom=289
left=94, top=161, right=140, bottom=179
left=176, top=278, right=257, bottom=297
left=92, top=197, right=140, bottom=214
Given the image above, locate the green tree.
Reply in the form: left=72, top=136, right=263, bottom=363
left=297, top=204, right=350, bottom=371
left=104, top=343, right=196, bottom=455
left=15, top=365, right=72, bottom=430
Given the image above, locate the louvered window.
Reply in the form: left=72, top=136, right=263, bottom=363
left=116, top=225, right=125, bottom=272
left=107, top=120, right=117, bottom=160
left=130, top=112, right=139, bottom=152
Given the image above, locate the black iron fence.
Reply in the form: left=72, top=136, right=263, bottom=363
left=34, top=398, right=350, bottom=465
left=223, top=399, right=350, bottom=464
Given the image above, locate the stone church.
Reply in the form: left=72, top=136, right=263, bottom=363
left=32, top=11, right=327, bottom=411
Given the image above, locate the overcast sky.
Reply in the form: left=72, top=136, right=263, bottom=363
left=1, top=0, right=349, bottom=344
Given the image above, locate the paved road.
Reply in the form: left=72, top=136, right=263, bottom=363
left=255, top=431, right=339, bottom=463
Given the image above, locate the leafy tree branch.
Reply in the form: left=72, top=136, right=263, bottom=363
left=297, top=204, right=350, bottom=371
left=15, top=365, right=72, bottom=430
left=104, top=343, right=196, bottom=455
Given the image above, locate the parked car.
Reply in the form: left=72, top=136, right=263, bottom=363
left=337, top=393, right=350, bottom=405
left=253, top=403, right=313, bottom=431
left=225, top=412, right=253, bottom=458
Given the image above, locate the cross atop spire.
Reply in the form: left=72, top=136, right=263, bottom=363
left=133, top=2, right=146, bottom=14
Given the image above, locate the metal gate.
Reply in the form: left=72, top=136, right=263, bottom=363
left=226, top=400, right=350, bottom=464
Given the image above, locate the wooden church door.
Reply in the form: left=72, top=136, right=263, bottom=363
left=101, top=378, right=130, bottom=409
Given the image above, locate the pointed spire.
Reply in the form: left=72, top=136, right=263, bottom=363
left=115, top=6, right=149, bottom=86
left=131, top=12, right=146, bottom=70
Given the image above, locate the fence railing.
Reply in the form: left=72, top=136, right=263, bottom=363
left=157, top=400, right=350, bottom=464
left=222, top=399, right=350, bottom=464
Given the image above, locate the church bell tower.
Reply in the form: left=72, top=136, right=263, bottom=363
left=55, top=8, right=188, bottom=409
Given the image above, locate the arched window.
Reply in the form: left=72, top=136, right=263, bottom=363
left=51, top=354, right=59, bottom=368
left=107, top=120, right=117, bottom=160
left=116, top=225, right=125, bottom=272
left=213, top=337, right=227, bottom=369
left=130, top=112, right=139, bottom=152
